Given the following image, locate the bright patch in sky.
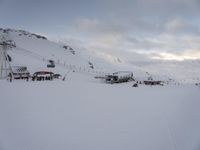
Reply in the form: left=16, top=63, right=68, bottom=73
left=152, top=52, right=195, bottom=61
left=0, top=0, right=200, bottom=62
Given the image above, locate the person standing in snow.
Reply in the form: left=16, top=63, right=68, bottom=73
left=8, top=73, right=12, bottom=82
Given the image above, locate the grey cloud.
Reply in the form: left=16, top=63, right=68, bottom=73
left=125, top=37, right=166, bottom=50
left=77, top=17, right=200, bottom=40
left=164, top=19, right=200, bottom=35
left=105, top=0, right=200, bottom=18
left=64, top=16, right=200, bottom=61
left=76, top=18, right=128, bottom=37
left=0, top=0, right=4, bottom=5
left=59, top=0, right=200, bottom=61
left=125, top=18, right=200, bottom=37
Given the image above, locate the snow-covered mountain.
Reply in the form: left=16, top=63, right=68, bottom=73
left=0, top=28, right=106, bottom=75
left=0, top=28, right=162, bottom=82
left=0, top=28, right=200, bottom=84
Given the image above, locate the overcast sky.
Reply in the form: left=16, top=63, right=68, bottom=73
left=1, top=0, right=200, bottom=61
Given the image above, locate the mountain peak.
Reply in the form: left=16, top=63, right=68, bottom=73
left=0, top=28, right=47, bottom=40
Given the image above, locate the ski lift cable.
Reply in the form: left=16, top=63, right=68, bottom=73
left=15, top=46, right=48, bottom=62
left=13, top=45, right=106, bottom=75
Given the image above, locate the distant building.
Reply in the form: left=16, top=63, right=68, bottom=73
left=12, top=66, right=29, bottom=80
left=104, top=71, right=133, bottom=84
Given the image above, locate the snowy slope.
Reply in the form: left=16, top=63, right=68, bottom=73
left=127, top=60, right=200, bottom=84
left=0, top=80, right=200, bottom=150
left=0, top=28, right=114, bottom=77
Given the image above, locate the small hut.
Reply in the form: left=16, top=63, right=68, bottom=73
left=12, top=66, right=30, bottom=80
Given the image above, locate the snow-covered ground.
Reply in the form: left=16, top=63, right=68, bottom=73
left=0, top=73, right=200, bottom=150
left=1, top=28, right=200, bottom=150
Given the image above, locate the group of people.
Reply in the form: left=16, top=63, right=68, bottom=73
left=7, top=73, right=54, bottom=82
left=7, top=73, right=29, bottom=82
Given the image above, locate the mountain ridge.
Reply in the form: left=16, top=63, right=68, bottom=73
left=0, top=27, right=200, bottom=84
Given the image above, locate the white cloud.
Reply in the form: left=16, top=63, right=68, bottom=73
left=55, top=15, right=200, bottom=63
left=149, top=50, right=200, bottom=61
left=164, top=19, right=200, bottom=35
left=76, top=18, right=127, bottom=37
